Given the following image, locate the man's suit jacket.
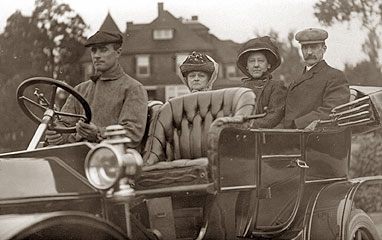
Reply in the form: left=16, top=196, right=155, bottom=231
left=283, top=60, right=350, bottom=129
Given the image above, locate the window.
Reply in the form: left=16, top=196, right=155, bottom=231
left=165, top=85, right=190, bottom=100
left=226, top=65, right=236, bottom=79
left=136, top=55, right=150, bottom=77
left=175, top=53, right=188, bottom=75
left=153, top=29, right=174, bottom=40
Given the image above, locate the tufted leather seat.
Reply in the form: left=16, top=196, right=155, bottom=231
left=137, top=87, right=255, bottom=189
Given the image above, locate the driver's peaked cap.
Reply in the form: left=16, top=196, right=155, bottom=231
left=84, top=31, right=123, bottom=47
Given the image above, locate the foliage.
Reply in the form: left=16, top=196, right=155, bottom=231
left=31, top=0, right=88, bottom=85
left=344, top=61, right=382, bottom=86
left=351, top=131, right=382, bottom=212
left=272, top=31, right=304, bottom=87
left=314, top=0, right=382, bottom=86
left=0, top=0, right=88, bottom=86
left=0, top=11, right=44, bottom=77
left=314, top=0, right=381, bottom=32
left=0, top=73, right=36, bottom=152
left=0, top=0, right=88, bottom=152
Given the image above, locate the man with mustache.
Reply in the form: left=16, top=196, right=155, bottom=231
left=45, top=31, right=148, bottom=148
left=281, top=28, right=350, bottom=129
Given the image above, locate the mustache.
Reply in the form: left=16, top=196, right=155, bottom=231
left=305, top=55, right=317, bottom=60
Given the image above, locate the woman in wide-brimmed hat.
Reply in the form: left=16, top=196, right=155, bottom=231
left=237, top=36, right=287, bottom=128
left=179, top=51, right=219, bottom=92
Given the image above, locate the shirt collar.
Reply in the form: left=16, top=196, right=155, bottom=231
left=306, top=63, right=316, bottom=72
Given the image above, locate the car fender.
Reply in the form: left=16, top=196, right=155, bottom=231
left=307, top=176, right=382, bottom=240
left=0, top=211, right=128, bottom=240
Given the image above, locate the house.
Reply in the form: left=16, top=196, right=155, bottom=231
left=80, top=2, right=243, bottom=101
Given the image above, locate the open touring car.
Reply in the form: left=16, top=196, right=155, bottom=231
left=0, top=77, right=381, bottom=239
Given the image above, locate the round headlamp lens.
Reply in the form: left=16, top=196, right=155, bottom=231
left=87, top=147, right=120, bottom=189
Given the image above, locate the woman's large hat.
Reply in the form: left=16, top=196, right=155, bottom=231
left=180, top=51, right=215, bottom=77
left=237, top=36, right=281, bottom=77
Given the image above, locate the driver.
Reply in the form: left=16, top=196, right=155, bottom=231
left=45, top=30, right=148, bottom=148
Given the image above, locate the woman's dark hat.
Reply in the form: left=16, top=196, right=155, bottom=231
left=84, top=31, right=123, bottom=47
left=180, top=51, right=215, bottom=77
left=237, top=36, right=281, bottom=76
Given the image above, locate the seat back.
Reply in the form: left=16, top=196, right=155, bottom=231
left=142, top=87, right=255, bottom=166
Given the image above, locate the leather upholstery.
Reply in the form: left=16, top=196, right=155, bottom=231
left=142, top=88, right=256, bottom=170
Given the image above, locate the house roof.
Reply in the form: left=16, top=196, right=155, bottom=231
left=183, top=21, right=209, bottom=31
left=99, top=12, right=121, bottom=33
left=210, top=35, right=241, bottom=64
left=122, top=10, right=214, bottom=54
left=80, top=7, right=240, bottom=65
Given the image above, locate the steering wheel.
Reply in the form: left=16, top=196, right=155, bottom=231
left=17, top=77, right=92, bottom=134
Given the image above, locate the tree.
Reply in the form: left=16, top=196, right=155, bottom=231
left=344, top=60, right=382, bottom=86
left=0, top=0, right=89, bottom=152
left=273, top=32, right=304, bottom=87
left=314, top=0, right=382, bottom=85
left=31, top=0, right=88, bottom=85
left=0, top=11, right=43, bottom=78
left=0, top=0, right=88, bottom=85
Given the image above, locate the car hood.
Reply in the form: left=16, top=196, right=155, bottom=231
left=0, top=155, right=96, bottom=201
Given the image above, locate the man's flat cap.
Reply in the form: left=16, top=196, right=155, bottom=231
left=295, top=28, right=328, bottom=45
left=84, top=31, right=123, bottom=47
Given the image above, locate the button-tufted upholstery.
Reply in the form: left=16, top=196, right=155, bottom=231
left=137, top=87, right=255, bottom=189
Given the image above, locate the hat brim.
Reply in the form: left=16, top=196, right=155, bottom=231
left=237, top=48, right=281, bottom=76
left=84, top=40, right=122, bottom=48
left=298, top=40, right=325, bottom=45
left=180, top=62, right=215, bottom=77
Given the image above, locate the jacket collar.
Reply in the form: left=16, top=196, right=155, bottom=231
left=90, top=64, right=125, bottom=82
left=290, top=60, right=327, bottom=90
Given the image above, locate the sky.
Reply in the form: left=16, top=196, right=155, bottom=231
left=0, top=0, right=368, bottom=70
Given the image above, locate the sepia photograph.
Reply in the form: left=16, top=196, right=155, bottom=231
left=0, top=0, right=381, bottom=239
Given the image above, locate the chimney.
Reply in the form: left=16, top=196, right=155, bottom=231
left=126, top=21, right=133, bottom=32
left=191, top=15, right=198, bottom=21
left=158, top=2, right=164, bottom=16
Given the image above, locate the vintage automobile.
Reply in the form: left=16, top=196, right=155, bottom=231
left=0, top=77, right=381, bottom=239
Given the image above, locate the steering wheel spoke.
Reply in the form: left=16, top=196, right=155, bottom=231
left=55, top=110, right=87, bottom=120
left=18, top=95, right=49, bottom=112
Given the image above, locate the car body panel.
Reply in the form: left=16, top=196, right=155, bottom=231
left=0, top=211, right=127, bottom=239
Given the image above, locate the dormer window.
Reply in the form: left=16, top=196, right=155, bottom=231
left=153, top=29, right=174, bottom=40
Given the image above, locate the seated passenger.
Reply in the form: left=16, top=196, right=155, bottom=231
left=237, top=36, right=287, bottom=128
left=45, top=31, right=148, bottom=149
left=281, top=28, right=350, bottom=129
left=178, top=51, right=219, bottom=92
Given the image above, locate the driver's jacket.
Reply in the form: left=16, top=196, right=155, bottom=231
left=59, top=64, right=148, bottom=148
